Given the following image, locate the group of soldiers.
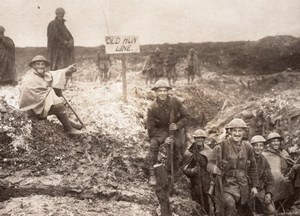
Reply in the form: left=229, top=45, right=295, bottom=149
left=2, top=6, right=300, bottom=216
left=146, top=80, right=300, bottom=215
left=143, top=47, right=200, bottom=87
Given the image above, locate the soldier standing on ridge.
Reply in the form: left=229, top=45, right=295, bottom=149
left=164, top=47, right=178, bottom=86
left=95, top=45, right=111, bottom=84
left=47, top=7, right=75, bottom=87
left=185, top=48, right=199, bottom=84
left=0, top=26, right=15, bottom=85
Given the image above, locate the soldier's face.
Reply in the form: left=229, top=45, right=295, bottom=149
left=56, top=12, right=65, bottom=20
left=33, top=61, right=46, bottom=75
left=230, top=128, right=244, bottom=142
left=194, top=137, right=205, bottom=149
left=270, top=138, right=281, bottom=151
left=156, top=88, right=168, bottom=101
left=253, top=142, right=264, bottom=155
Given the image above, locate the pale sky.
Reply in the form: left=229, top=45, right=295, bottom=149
left=1, top=0, right=300, bottom=47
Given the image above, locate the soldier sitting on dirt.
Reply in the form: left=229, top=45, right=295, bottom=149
left=19, top=55, right=84, bottom=135
left=250, top=135, right=276, bottom=215
left=262, top=132, right=297, bottom=208
left=208, top=118, right=259, bottom=216
left=182, top=129, right=213, bottom=214
left=147, top=80, right=189, bottom=186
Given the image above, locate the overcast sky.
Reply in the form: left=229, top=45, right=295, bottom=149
left=1, top=0, right=300, bottom=47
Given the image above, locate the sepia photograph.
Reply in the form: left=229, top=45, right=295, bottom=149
left=0, top=0, right=300, bottom=215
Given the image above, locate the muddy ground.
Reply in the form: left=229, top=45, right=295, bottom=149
left=1, top=63, right=300, bottom=215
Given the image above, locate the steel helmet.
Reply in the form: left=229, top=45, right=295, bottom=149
left=55, top=7, right=65, bottom=14
left=192, top=129, right=208, bottom=138
left=266, top=132, right=283, bottom=142
left=250, top=135, right=266, bottom=145
left=225, top=118, right=248, bottom=129
left=28, top=55, right=50, bottom=68
left=151, top=80, right=172, bottom=91
left=241, top=110, right=254, bottom=119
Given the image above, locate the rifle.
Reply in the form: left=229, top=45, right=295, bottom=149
left=214, top=146, right=224, bottom=216
left=168, top=110, right=175, bottom=195
left=207, top=179, right=215, bottom=216
left=194, top=143, right=205, bottom=209
left=61, top=94, right=85, bottom=129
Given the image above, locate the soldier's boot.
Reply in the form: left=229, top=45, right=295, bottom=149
left=149, top=169, right=156, bottom=186
left=49, top=104, right=84, bottom=135
left=69, top=119, right=83, bottom=130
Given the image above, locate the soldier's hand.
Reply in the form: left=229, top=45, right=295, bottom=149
left=191, top=167, right=198, bottom=175
left=164, top=137, right=174, bottom=145
left=169, top=123, right=177, bottom=131
left=293, top=164, right=300, bottom=172
left=251, top=187, right=258, bottom=197
left=264, top=193, right=272, bottom=204
left=212, top=165, right=222, bottom=175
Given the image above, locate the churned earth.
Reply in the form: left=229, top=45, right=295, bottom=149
left=0, top=66, right=300, bottom=215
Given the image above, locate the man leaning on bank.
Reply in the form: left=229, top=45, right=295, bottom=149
left=19, top=55, right=83, bottom=135
left=147, top=80, right=189, bottom=186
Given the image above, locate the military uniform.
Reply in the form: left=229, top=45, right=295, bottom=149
left=186, top=50, right=199, bottom=83
left=165, top=51, right=178, bottom=85
left=147, top=96, right=189, bottom=172
left=95, top=50, right=111, bottom=83
left=262, top=148, right=295, bottom=201
left=144, top=52, right=164, bottom=86
left=208, top=138, right=259, bottom=216
left=254, top=154, right=276, bottom=215
left=0, top=27, right=15, bottom=85
left=182, top=143, right=212, bottom=213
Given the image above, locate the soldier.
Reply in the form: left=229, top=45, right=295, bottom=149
left=250, top=135, right=276, bottom=215
left=262, top=132, right=295, bottom=202
left=47, top=7, right=75, bottom=86
left=95, top=45, right=111, bottom=83
left=182, top=129, right=213, bottom=213
left=0, top=26, right=15, bottom=85
left=185, top=48, right=199, bottom=84
left=208, top=118, right=259, bottom=216
left=164, top=47, right=178, bottom=86
left=147, top=80, right=189, bottom=185
left=19, top=55, right=83, bottom=135
left=143, top=48, right=164, bottom=87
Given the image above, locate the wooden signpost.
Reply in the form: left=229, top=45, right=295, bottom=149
left=104, top=35, right=140, bottom=102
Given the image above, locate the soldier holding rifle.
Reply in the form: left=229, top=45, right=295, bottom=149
left=182, top=129, right=213, bottom=214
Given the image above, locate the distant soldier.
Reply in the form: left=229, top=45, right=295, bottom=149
left=250, top=135, right=276, bottom=215
left=143, top=48, right=164, bottom=87
left=182, top=129, right=213, bottom=213
left=19, top=55, right=83, bottom=135
left=262, top=132, right=295, bottom=202
left=164, top=47, right=178, bottom=86
left=95, top=46, right=111, bottom=83
left=0, top=26, right=15, bottom=85
left=208, top=118, right=259, bottom=216
left=185, top=48, right=199, bottom=84
left=47, top=7, right=75, bottom=86
left=147, top=80, right=189, bottom=185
